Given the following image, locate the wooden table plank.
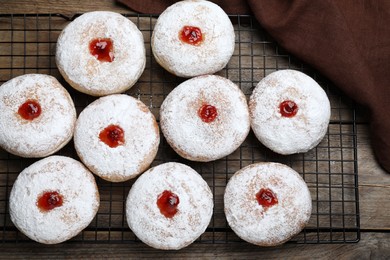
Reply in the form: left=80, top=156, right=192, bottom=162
left=0, top=0, right=131, bottom=15
left=0, top=232, right=389, bottom=259
left=357, top=124, right=390, bottom=230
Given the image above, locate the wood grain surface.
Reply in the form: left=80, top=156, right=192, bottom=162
left=0, top=233, right=389, bottom=259
left=0, top=0, right=389, bottom=258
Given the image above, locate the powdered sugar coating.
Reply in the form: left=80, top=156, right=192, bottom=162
left=249, top=70, right=331, bottom=154
left=74, top=94, right=159, bottom=182
left=56, top=11, right=146, bottom=96
left=160, top=75, right=250, bottom=162
left=9, top=156, right=100, bottom=244
left=224, top=162, right=312, bottom=246
left=151, top=0, right=235, bottom=77
left=0, top=74, right=76, bottom=157
left=126, top=162, right=213, bottom=250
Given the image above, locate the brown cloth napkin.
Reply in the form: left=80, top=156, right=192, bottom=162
left=117, top=0, right=390, bottom=173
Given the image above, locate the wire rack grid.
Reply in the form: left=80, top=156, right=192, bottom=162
left=0, top=13, right=360, bottom=244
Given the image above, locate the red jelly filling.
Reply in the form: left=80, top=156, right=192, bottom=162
left=180, top=26, right=203, bottom=45
left=89, top=38, right=114, bottom=62
left=198, top=104, right=218, bottom=123
left=256, top=188, right=278, bottom=208
left=157, top=190, right=179, bottom=218
left=18, top=100, right=41, bottom=120
left=279, top=100, right=298, bottom=118
left=99, top=124, right=125, bottom=148
left=37, top=191, right=63, bottom=212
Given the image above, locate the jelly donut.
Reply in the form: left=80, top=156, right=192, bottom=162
left=160, top=75, right=250, bottom=162
left=74, top=94, right=159, bottom=182
left=151, top=0, right=235, bottom=77
left=9, top=156, right=100, bottom=244
left=56, top=11, right=146, bottom=96
left=224, top=162, right=312, bottom=246
left=0, top=74, right=76, bottom=158
left=126, top=162, right=213, bottom=250
left=249, top=70, right=331, bottom=155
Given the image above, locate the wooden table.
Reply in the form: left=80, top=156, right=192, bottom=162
left=0, top=1, right=389, bottom=258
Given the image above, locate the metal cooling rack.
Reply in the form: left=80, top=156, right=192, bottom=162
left=0, top=14, right=360, bottom=244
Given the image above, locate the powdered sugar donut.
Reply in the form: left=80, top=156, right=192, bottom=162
left=160, top=75, right=250, bottom=162
left=9, top=156, right=100, bottom=244
left=224, top=162, right=312, bottom=246
left=151, top=0, right=235, bottom=77
left=0, top=74, right=76, bottom=157
left=249, top=70, right=331, bottom=154
left=126, top=162, right=213, bottom=250
left=74, top=94, right=159, bottom=182
left=56, top=11, right=146, bottom=96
